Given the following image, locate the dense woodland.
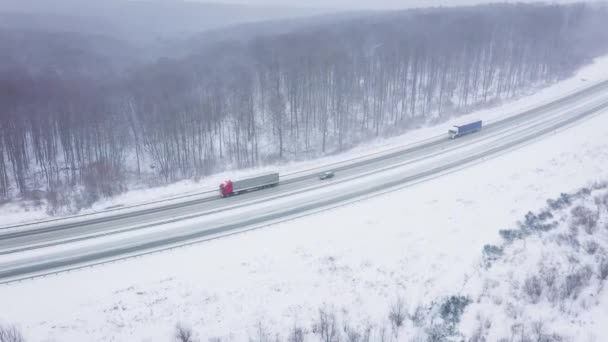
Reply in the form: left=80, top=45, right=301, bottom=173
left=1, top=3, right=608, bottom=210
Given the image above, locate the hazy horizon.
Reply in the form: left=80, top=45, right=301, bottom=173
left=187, top=0, right=602, bottom=10
left=2, top=0, right=602, bottom=12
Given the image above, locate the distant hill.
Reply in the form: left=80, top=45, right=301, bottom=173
left=0, top=0, right=332, bottom=42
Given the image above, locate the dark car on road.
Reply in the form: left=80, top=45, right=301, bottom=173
left=319, top=171, right=335, bottom=180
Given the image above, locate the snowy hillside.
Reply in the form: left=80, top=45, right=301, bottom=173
left=458, top=184, right=608, bottom=341
left=2, top=53, right=608, bottom=228
left=2, top=64, right=608, bottom=341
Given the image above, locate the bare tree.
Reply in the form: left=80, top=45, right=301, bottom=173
left=313, top=308, right=340, bottom=342
left=287, top=323, right=305, bottom=342
left=3, top=3, right=607, bottom=210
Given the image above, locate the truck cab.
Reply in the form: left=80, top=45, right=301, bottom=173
left=448, top=127, right=459, bottom=139
left=219, top=181, right=233, bottom=197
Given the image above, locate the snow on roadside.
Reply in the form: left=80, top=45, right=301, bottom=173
left=2, top=55, right=608, bottom=228
left=2, top=90, right=608, bottom=340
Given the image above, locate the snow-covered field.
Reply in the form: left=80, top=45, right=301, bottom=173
left=2, top=61, right=608, bottom=340
left=459, top=184, right=608, bottom=341
left=2, top=55, right=608, bottom=228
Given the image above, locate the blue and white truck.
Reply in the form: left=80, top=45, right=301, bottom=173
left=448, top=120, right=482, bottom=139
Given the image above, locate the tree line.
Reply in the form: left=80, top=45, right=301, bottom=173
left=1, top=3, right=607, bottom=206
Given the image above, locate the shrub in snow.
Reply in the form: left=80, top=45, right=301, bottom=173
left=555, top=232, right=580, bottom=250
left=546, top=193, right=572, bottom=210
left=537, top=210, right=554, bottom=221
left=583, top=241, right=599, bottom=255
left=174, top=324, right=196, bottom=342
left=499, top=321, right=567, bottom=342
left=288, top=325, right=305, bottom=342
left=388, top=297, right=407, bottom=331
left=409, top=305, right=427, bottom=328
left=45, top=188, right=71, bottom=215
left=538, top=262, right=560, bottom=304
left=599, top=258, right=608, bottom=281
left=81, top=160, right=127, bottom=198
left=439, top=296, right=471, bottom=331
left=576, top=187, right=592, bottom=197
left=560, top=265, right=593, bottom=301
left=482, top=244, right=504, bottom=267
left=523, top=275, right=543, bottom=304
left=343, top=322, right=371, bottom=342
left=519, top=211, right=557, bottom=233
left=0, top=325, right=25, bottom=342
left=468, top=314, right=491, bottom=342
left=498, top=229, right=526, bottom=243
left=570, top=206, right=598, bottom=235
left=424, top=324, right=449, bottom=342
left=601, top=193, right=608, bottom=209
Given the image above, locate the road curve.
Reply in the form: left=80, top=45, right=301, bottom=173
left=1, top=81, right=608, bottom=282
left=3, top=79, right=608, bottom=237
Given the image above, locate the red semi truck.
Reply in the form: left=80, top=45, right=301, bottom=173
left=219, top=173, right=279, bottom=197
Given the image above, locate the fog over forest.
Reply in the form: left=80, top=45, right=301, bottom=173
left=1, top=1, right=607, bottom=214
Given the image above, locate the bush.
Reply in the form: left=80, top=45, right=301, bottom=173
left=440, top=296, right=471, bottom=327
left=519, top=212, right=556, bottom=233
left=598, top=259, right=608, bottom=281
left=523, top=276, right=543, bottom=304
left=583, top=241, right=599, bottom=255
left=561, top=266, right=593, bottom=300
left=288, top=325, right=305, bottom=342
left=0, top=325, right=24, bottom=342
left=174, top=324, right=196, bottom=342
left=555, top=233, right=580, bottom=249
left=576, top=187, right=592, bottom=197
left=425, top=324, right=448, bottom=342
left=410, top=305, right=427, bottom=327
left=570, top=206, right=598, bottom=235
left=547, top=193, right=572, bottom=210
left=45, top=188, right=71, bottom=215
left=538, top=263, right=560, bottom=304
left=498, top=229, right=526, bottom=243
left=601, top=193, right=608, bottom=209
left=82, top=160, right=127, bottom=198
left=343, top=323, right=371, bottom=342
left=537, top=210, right=554, bottom=221
left=482, top=244, right=504, bottom=267
left=388, top=297, right=407, bottom=331
left=468, top=315, right=491, bottom=342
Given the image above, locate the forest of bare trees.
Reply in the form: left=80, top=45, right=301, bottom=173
left=1, top=3, right=607, bottom=210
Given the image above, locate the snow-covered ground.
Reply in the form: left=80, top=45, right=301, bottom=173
left=2, top=63, right=608, bottom=340
left=2, top=55, right=608, bottom=228
left=458, top=184, right=608, bottom=341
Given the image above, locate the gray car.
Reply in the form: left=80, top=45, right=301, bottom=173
left=319, top=171, right=335, bottom=180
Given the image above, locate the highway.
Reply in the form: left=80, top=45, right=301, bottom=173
left=1, top=80, right=608, bottom=283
